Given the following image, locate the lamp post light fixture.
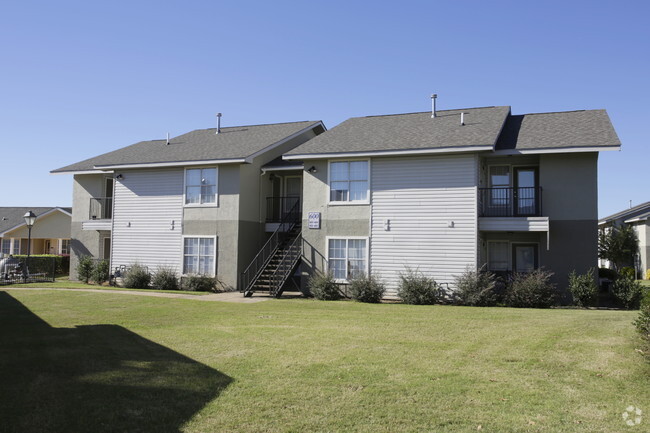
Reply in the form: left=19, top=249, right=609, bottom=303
left=23, top=211, right=37, bottom=281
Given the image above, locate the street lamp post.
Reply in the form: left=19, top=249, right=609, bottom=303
left=23, top=211, right=37, bottom=281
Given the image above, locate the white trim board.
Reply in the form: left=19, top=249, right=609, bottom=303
left=283, top=145, right=494, bottom=160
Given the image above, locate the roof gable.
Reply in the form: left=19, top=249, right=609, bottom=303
left=52, top=121, right=323, bottom=173
left=0, top=207, right=71, bottom=236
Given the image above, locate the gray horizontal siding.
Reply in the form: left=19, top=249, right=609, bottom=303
left=478, top=216, right=549, bottom=232
left=111, top=170, right=184, bottom=273
left=371, top=155, right=478, bottom=295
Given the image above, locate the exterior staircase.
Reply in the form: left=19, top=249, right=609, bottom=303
left=240, top=201, right=303, bottom=298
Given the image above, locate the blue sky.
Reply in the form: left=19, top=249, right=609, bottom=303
left=1, top=0, right=648, bottom=217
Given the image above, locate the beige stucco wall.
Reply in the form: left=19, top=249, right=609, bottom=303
left=69, top=174, right=109, bottom=278
left=539, top=153, right=599, bottom=291
left=300, top=158, right=370, bottom=286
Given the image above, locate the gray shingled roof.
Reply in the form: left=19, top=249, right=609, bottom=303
left=599, top=201, right=650, bottom=224
left=0, top=207, right=71, bottom=234
left=285, top=106, right=511, bottom=156
left=52, top=121, right=322, bottom=173
left=495, top=110, right=620, bottom=150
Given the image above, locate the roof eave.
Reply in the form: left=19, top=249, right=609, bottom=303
left=283, top=145, right=494, bottom=161
left=492, top=145, right=621, bottom=156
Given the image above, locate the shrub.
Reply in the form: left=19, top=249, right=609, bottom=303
left=397, top=267, right=439, bottom=305
left=152, top=267, right=179, bottom=291
left=567, top=268, right=598, bottom=307
left=308, top=272, right=342, bottom=301
left=454, top=265, right=499, bottom=307
left=15, top=254, right=69, bottom=275
left=620, top=266, right=636, bottom=279
left=349, top=274, right=385, bottom=303
left=92, top=259, right=110, bottom=285
left=611, top=276, right=643, bottom=309
left=505, top=269, right=558, bottom=308
left=123, top=263, right=151, bottom=289
left=598, top=267, right=618, bottom=280
left=182, top=274, right=216, bottom=292
left=634, top=289, right=650, bottom=336
left=76, top=255, right=94, bottom=283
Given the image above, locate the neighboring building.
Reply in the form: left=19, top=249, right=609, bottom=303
left=51, top=121, right=325, bottom=289
left=0, top=207, right=72, bottom=257
left=284, top=106, right=621, bottom=296
left=599, top=201, right=650, bottom=278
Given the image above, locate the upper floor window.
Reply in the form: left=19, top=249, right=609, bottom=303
left=329, top=160, right=368, bottom=202
left=185, top=168, right=217, bottom=205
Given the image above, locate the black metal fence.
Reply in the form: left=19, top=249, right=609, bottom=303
left=0, top=256, right=56, bottom=285
left=266, top=196, right=300, bottom=223
left=478, top=187, right=542, bottom=217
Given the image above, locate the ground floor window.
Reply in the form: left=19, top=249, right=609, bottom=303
left=328, top=238, right=367, bottom=280
left=1, top=239, right=10, bottom=255
left=12, top=239, right=20, bottom=255
left=61, top=239, right=71, bottom=255
left=487, top=241, right=539, bottom=272
left=183, top=237, right=216, bottom=275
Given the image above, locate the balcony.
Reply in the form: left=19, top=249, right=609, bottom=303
left=478, top=187, right=542, bottom=217
left=82, top=197, right=113, bottom=231
left=478, top=187, right=548, bottom=234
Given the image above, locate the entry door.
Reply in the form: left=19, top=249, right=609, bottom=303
left=284, top=176, right=302, bottom=214
left=104, top=178, right=114, bottom=219
left=514, top=167, right=538, bottom=216
left=512, top=244, right=538, bottom=273
left=45, top=240, right=52, bottom=254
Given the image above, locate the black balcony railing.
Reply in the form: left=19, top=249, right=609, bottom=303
left=478, top=187, right=542, bottom=217
left=266, top=196, right=300, bottom=223
left=89, top=197, right=113, bottom=220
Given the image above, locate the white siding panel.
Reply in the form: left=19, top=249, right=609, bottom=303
left=371, top=155, right=478, bottom=295
left=478, top=217, right=549, bottom=232
left=111, top=170, right=184, bottom=273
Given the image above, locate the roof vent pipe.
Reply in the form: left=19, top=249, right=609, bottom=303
left=166, top=132, right=170, bottom=145
left=460, top=112, right=465, bottom=126
left=216, top=113, right=222, bottom=134
left=431, top=94, right=437, bottom=118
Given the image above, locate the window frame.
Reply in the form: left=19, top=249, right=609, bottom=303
left=326, top=236, right=369, bottom=282
left=327, top=159, right=370, bottom=205
left=1, top=239, right=10, bottom=256
left=11, top=239, right=20, bottom=255
left=181, top=235, right=218, bottom=276
left=183, top=167, right=219, bottom=207
left=486, top=240, right=540, bottom=272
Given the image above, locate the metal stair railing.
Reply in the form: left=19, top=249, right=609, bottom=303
left=240, top=200, right=301, bottom=295
left=269, top=234, right=302, bottom=297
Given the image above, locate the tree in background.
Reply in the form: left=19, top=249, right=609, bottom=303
left=598, top=224, right=639, bottom=271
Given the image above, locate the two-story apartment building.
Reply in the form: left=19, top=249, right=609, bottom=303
left=51, top=121, right=325, bottom=289
left=284, top=106, right=620, bottom=296
left=52, top=104, right=620, bottom=298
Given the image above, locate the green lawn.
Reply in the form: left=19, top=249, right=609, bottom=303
left=1, top=290, right=648, bottom=433
left=9, top=278, right=208, bottom=295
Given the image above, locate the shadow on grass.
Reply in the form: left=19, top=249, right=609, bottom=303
left=0, top=292, right=232, bottom=433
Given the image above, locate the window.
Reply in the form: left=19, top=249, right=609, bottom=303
left=513, top=244, right=538, bottom=273
left=183, top=237, right=216, bottom=275
left=61, top=239, right=70, bottom=255
left=11, top=239, right=20, bottom=255
left=185, top=168, right=217, bottom=205
left=329, top=161, right=368, bottom=202
left=487, top=241, right=509, bottom=271
left=328, top=238, right=367, bottom=280
left=1, top=239, right=10, bottom=255
left=489, top=166, right=510, bottom=207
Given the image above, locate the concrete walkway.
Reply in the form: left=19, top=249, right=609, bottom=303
left=0, top=287, right=273, bottom=303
